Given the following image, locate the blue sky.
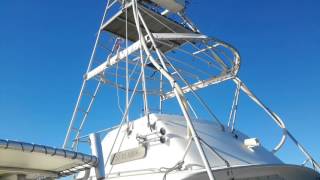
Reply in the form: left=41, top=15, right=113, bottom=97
left=0, top=0, right=319, bottom=173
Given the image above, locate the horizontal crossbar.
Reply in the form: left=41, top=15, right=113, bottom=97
left=85, top=41, right=141, bottom=81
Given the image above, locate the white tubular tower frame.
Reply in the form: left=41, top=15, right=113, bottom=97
left=63, top=0, right=320, bottom=178
left=131, top=1, right=215, bottom=179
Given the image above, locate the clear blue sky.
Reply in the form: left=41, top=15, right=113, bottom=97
left=0, top=0, right=319, bottom=170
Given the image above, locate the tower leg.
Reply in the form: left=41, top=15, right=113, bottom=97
left=90, top=133, right=105, bottom=180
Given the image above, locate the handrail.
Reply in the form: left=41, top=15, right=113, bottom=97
left=233, top=77, right=287, bottom=152
left=233, top=77, right=319, bottom=172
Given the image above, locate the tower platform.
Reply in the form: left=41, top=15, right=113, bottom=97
left=102, top=2, right=195, bottom=52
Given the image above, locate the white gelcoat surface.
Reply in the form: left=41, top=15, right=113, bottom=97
left=93, top=114, right=286, bottom=179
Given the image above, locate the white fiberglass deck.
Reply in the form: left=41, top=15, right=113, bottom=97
left=82, top=114, right=319, bottom=180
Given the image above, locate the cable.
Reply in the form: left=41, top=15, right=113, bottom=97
left=161, top=161, right=184, bottom=180
left=116, top=62, right=124, bottom=115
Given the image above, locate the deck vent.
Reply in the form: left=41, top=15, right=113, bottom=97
left=244, top=138, right=260, bottom=151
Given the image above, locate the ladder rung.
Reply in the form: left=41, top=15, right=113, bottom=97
left=83, top=91, right=95, bottom=98
left=77, top=108, right=89, bottom=115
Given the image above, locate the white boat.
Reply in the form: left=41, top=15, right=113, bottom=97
left=1, top=0, right=319, bottom=180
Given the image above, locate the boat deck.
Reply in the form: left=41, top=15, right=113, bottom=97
left=0, top=139, right=97, bottom=179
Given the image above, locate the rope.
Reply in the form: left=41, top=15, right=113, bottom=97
left=160, top=161, right=185, bottom=180
left=198, top=137, right=231, bottom=168
left=160, top=51, right=225, bottom=130
left=159, top=137, right=192, bottom=180
left=116, top=62, right=124, bottom=115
